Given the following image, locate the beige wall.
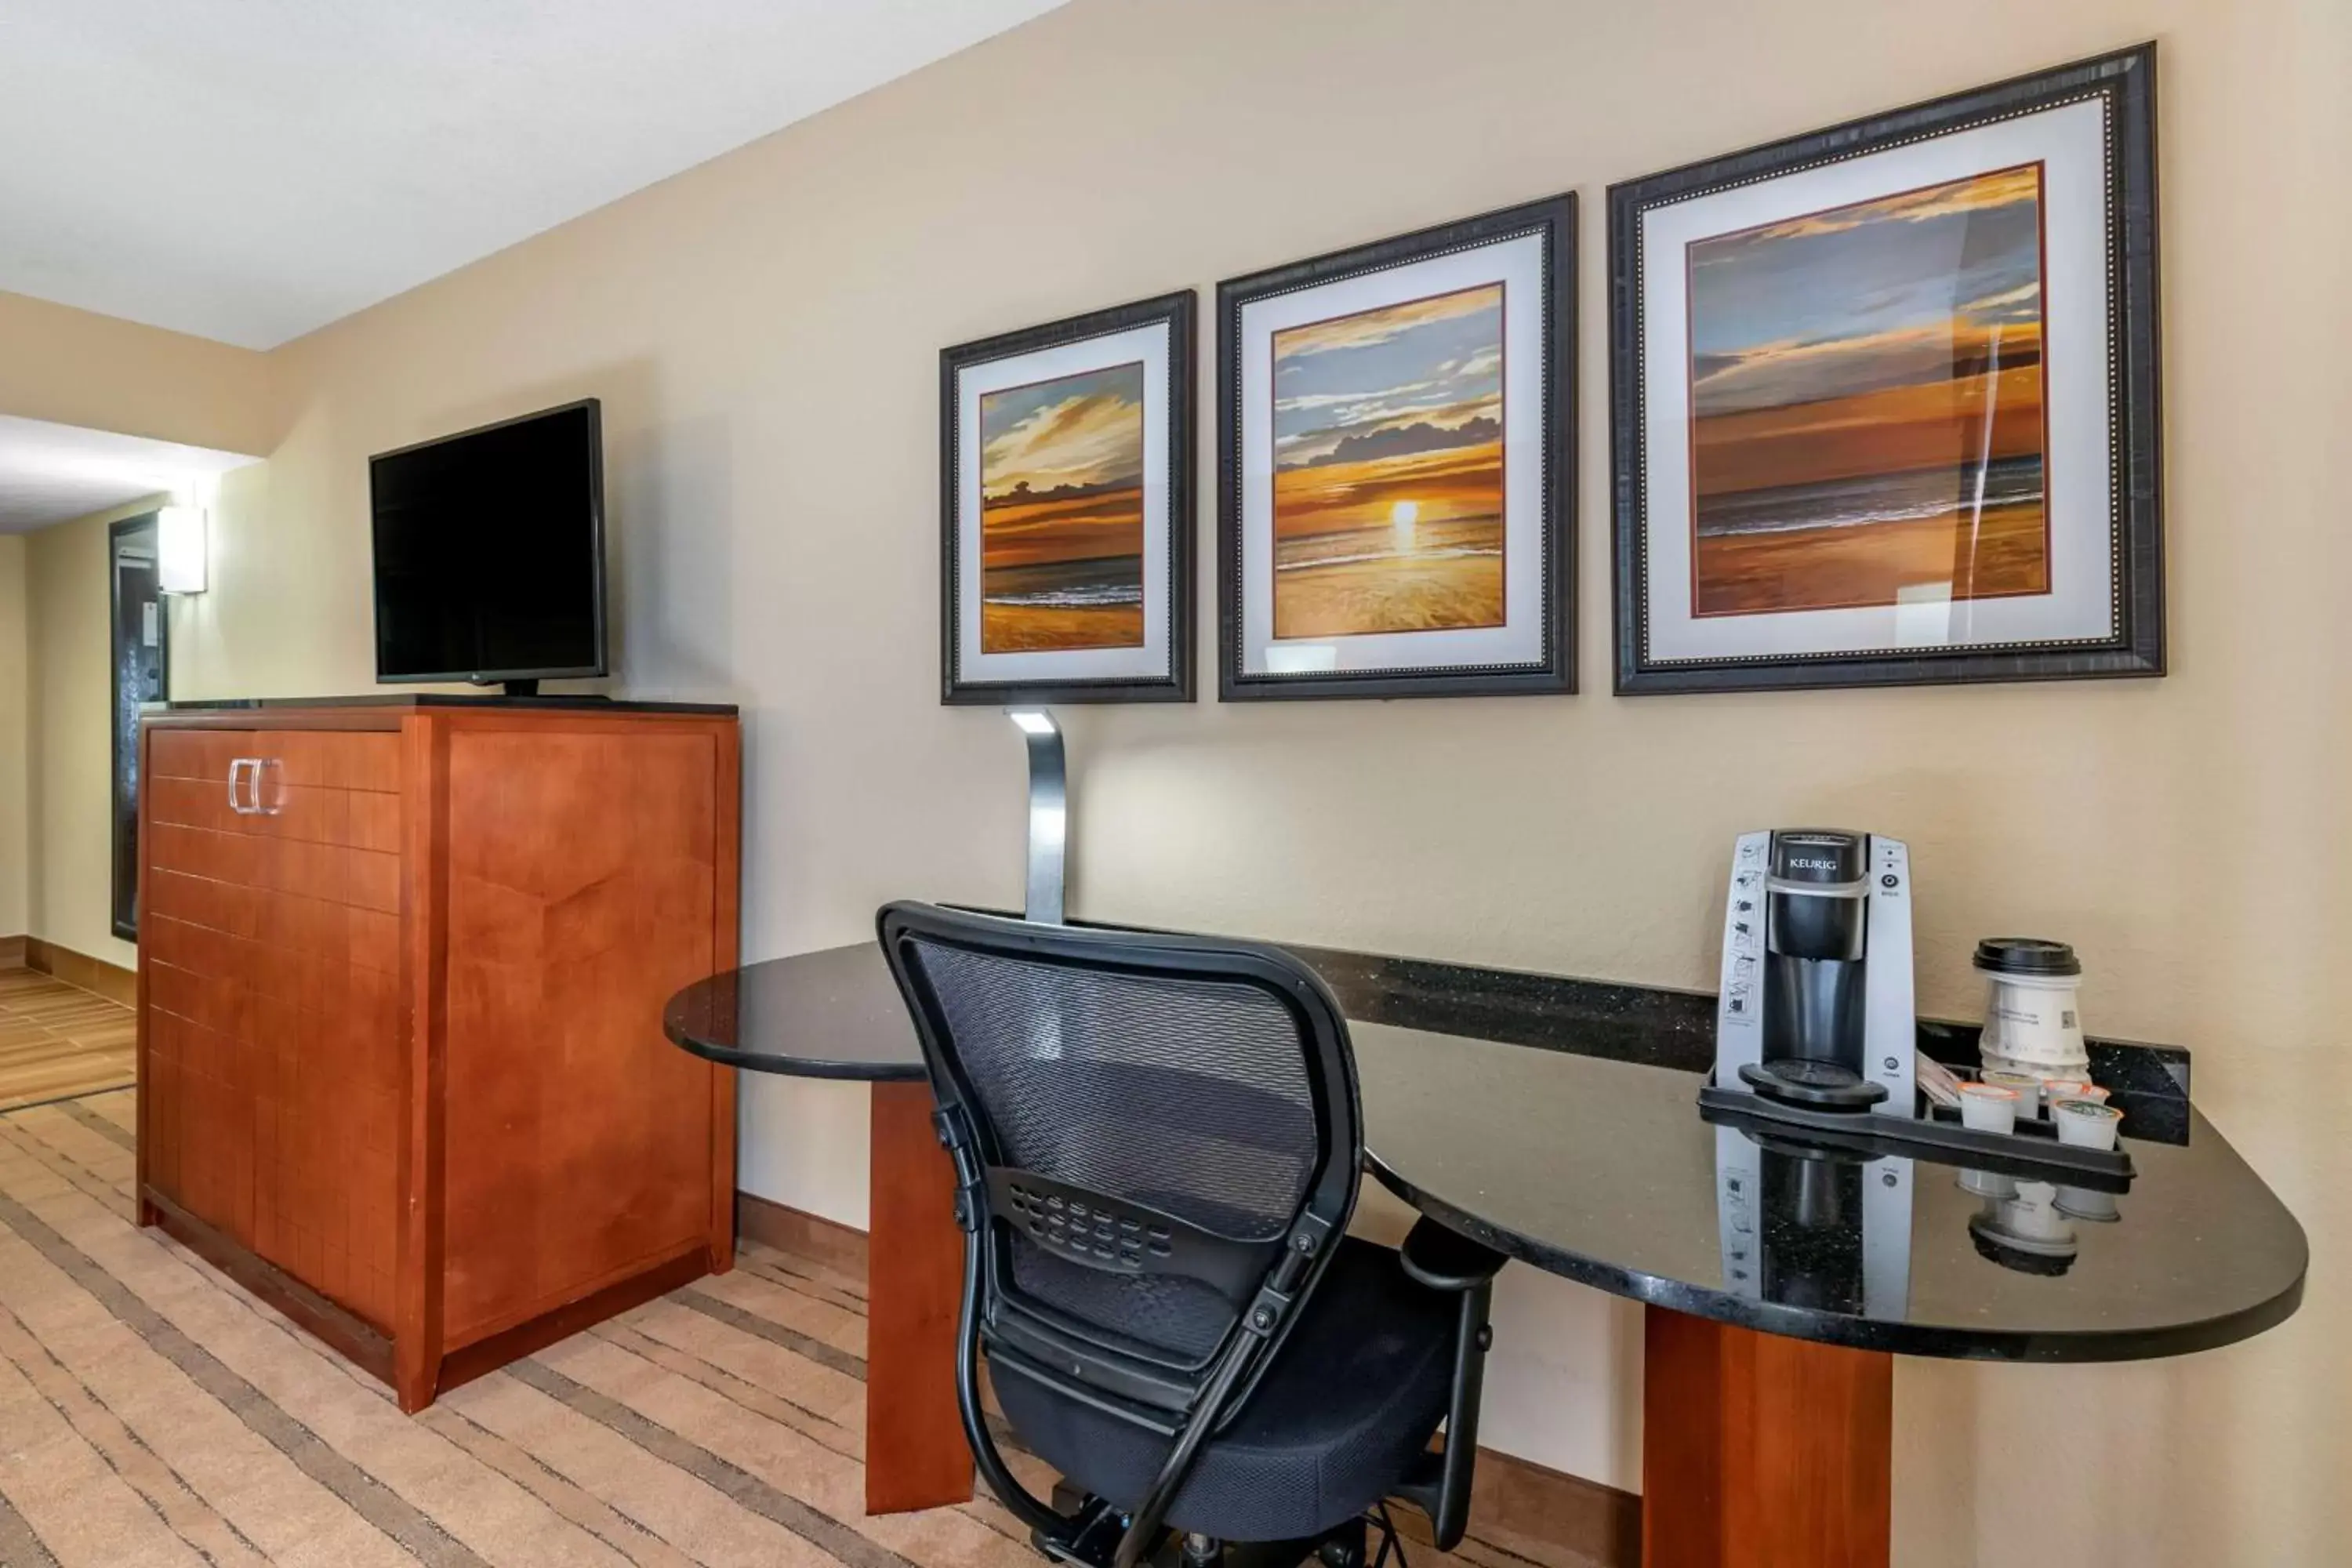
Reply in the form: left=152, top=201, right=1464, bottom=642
left=28, top=0, right=2348, bottom=1558
left=0, top=289, right=276, bottom=455
left=0, top=535, right=27, bottom=937
left=25, top=498, right=165, bottom=971
left=0, top=292, right=274, bottom=967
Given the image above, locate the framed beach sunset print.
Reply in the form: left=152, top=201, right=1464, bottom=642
left=942, top=290, right=1194, bottom=703
left=1610, top=45, right=2162, bottom=693
left=1218, top=195, right=1575, bottom=700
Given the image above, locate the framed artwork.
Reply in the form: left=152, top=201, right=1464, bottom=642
left=941, top=290, right=1195, bottom=703
left=1218, top=195, right=1576, bottom=700
left=1610, top=44, right=2161, bottom=694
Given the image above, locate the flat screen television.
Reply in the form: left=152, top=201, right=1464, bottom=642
left=369, top=398, right=606, bottom=692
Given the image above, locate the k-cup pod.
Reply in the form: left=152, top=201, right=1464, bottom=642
left=2056, top=1185, right=2121, bottom=1222
left=1984, top=1181, right=2077, bottom=1254
left=2041, top=1078, right=2108, bottom=1108
left=1958, top=1082, right=2020, bottom=1135
left=2052, top=1099, right=2123, bottom=1151
left=1975, top=938, right=2089, bottom=1070
left=1958, top=1167, right=2019, bottom=1200
left=1980, top=1068, right=2044, bottom=1116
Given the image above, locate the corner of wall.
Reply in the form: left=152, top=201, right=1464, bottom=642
left=0, top=532, right=30, bottom=941
left=24, top=496, right=169, bottom=972
left=0, top=288, right=278, bottom=457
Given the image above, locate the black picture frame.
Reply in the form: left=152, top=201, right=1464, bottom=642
left=1608, top=43, right=2163, bottom=695
left=1217, top=194, right=1577, bottom=701
left=939, top=290, right=1196, bottom=705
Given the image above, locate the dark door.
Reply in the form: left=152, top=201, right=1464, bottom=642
left=110, top=514, right=166, bottom=940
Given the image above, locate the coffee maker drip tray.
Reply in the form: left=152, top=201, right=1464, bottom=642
left=1739, top=1058, right=1891, bottom=1111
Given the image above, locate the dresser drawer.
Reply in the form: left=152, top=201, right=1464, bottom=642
left=148, top=727, right=402, bottom=796
left=147, top=728, right=258, bottom=786
left=151, top=772, right=401, bottom=852
left=147, top=728, right=403, bottom=919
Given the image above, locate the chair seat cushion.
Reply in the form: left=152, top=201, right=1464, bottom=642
left=993, top=1235, right=1457, bottom=1541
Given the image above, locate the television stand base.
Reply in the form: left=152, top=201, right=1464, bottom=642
left=499, top=679, right=540, bottom=696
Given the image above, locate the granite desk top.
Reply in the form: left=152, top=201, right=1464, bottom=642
left=665, top=938, right=2305, bottom=1363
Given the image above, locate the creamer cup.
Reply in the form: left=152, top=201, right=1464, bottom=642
left=2052, top=1100, right=2123, bottom=1152
left=1958, top=1082, right=2019, bottom=1135
left=1980, top=1068, right=2043, bottom=1116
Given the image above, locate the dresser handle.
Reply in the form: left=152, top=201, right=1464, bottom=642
left=255, top=757, right=285, bottom=816
left=227, top=757, right=258, bottom=815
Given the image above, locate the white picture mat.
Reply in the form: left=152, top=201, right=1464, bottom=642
left=956, top=320, right=1172, bottom=684
left=1638, top=96, right=2114, bottom=663
left=1236, top=231, right=1549, bottom=676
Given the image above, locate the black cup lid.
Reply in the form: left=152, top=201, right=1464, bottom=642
left=1973, top=937, right=2082, bottom=977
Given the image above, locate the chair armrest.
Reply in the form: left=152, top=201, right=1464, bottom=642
left=1388, top=1219, right=1506, bottom=1552
left=1399, top=1218, right=1508, bottom=1292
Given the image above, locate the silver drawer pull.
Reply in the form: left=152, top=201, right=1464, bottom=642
left=227, top=758, right=258, bottom=815
left=255, top=757, right=285, bottom=816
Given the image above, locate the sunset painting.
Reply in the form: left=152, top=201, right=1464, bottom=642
left=1686, top=163, right=2050, bottom=616
left=978, top=361, right=1146, bottom=652
left=1271, top=284, right=1506, bottom=639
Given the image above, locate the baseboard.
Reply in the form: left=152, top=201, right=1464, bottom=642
left=434, top=1245, right=714, bottom=1407
left=0, top=935, right=24, bottom=969
left=145, top=1187, right=396, bottom=1386
left=23, top=937, right=136, bottom=1007
left=1399, top=1446, right=1641, bottom=1568
left=735, top=1189, right=1639, bottom=1566
left=736, top=1190, right=870, bottom=1276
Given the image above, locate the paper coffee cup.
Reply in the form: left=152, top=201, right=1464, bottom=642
left=1975, top=938, right=2088, bottom=1070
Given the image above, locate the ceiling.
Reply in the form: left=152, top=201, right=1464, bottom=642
left=0, top=415, right=260, bottom=533
left=0, top=0, right=1066, bottom=350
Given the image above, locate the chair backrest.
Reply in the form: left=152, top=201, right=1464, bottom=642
left=878, top=902, right=1362, bottom=1432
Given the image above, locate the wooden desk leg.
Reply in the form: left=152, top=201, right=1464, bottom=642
left=865, top=1081, right=975, bottom=1515
left=1642, top=1305, right=1891, bottom=1568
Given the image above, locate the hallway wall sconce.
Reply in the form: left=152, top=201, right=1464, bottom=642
left=158, top=503, right=208, bottom=593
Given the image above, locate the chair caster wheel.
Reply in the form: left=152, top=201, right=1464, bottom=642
left=1316, top=1515, right=1370, bottom=1568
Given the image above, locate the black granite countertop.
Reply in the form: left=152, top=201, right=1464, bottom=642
left=665, top=940, right=2306, bottom=1363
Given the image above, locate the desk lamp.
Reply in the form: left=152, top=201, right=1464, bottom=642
left=1007, top=710, right=1065, bottom=924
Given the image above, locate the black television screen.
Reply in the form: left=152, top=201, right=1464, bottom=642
left=369, top=399, right=606, bottom=686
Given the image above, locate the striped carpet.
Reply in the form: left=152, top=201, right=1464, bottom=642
left=0, top=1089, right=1535, bottom=1568
left=0, top=971, right=137, bottom=1113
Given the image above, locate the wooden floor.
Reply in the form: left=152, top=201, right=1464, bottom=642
left=0, top=969, right=138, bottom=1113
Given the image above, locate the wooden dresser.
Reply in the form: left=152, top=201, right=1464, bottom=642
left=136, top=696, right=739, bottom=1411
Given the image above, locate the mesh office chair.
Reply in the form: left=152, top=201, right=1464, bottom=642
left=877, top=902, right=1505, bottom=1568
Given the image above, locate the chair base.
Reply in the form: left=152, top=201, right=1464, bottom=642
left=1033, top=1482, right=1385, bottom=1568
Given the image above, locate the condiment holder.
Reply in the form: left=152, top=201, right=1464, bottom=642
left=1908, top=1066, right=2135, bottom=1185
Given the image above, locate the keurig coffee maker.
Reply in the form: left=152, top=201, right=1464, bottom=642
left=1711, top=829, right=1917, bottom=1117
left=1702, top=828, right=2140, bottom=1182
